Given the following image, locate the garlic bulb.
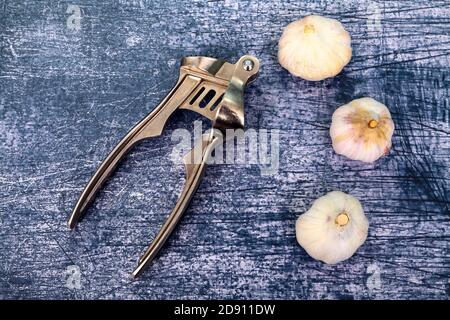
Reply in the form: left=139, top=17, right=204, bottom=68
left=278, top=15, right=352, bottom=81
left=296, top=191, right=369, bottom=264
left=330, top=97, right=395, bottom=163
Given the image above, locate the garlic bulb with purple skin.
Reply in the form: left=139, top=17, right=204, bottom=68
left=330, top=97, right=395, bottom=163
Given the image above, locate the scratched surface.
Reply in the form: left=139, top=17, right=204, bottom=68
left=0, top=0, right=449, bottom=300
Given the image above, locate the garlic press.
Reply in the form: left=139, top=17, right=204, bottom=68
left=67, top=55, right=260, bottom=277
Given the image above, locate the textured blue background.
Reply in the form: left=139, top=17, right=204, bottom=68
left=0, top=0, right=449, bottom=299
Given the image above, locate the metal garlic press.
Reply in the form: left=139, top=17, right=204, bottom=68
left=67, top=55, right=260, bottom=277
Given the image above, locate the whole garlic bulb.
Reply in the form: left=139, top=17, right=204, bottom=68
left=296, top=191, right=369, bottom=264
left=278, top=15, right=352, bottom=81
left=330, top=97, right=395, bottom=163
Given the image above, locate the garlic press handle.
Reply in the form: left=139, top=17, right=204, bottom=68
left=132, top=132, right=219, bottom=278
left=68, top=74, right=202, bottom=229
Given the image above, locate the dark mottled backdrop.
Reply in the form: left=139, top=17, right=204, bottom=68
left=0, top=0, right=449, bottom=299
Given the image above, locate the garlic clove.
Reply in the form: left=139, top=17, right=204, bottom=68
left=296, top=191, right=369, bottom=264
left=330, top=97, right=395, bottom=163
left=278, top=15, right=352, bottom=81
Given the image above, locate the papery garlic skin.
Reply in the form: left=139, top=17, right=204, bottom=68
left=296, top=191, right=369, bottom=264
left=278, top=15, right=352, bottom=81
left=330, top=97, right=395, bottom=163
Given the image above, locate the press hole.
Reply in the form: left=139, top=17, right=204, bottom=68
left=199, top=90, right=216, bottom=109
left=190, top=87, right=205, bottom=105
left=209, top=93, right=224, bottom=111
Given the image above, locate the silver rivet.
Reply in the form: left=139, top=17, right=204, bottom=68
left=242, top=59, right=254, bottom=71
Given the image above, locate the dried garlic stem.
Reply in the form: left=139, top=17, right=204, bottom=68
left=304, top=24, right=315, bottom=33
left=335, top=212, right=349, bottom=226
left=368, top=119, right=378, bottom=128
